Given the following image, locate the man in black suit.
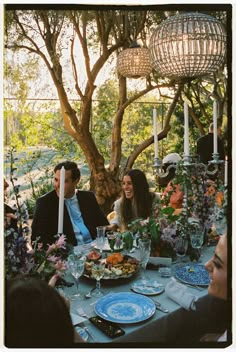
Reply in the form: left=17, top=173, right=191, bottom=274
left=196, top=123, right=225, bottom=164
left=31, top=161, right=109, bottom=247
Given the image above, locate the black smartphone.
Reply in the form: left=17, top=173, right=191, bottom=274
left=89, top=316, right=125, bottom=338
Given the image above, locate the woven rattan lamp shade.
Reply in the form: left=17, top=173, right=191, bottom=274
left=149, top=12, right=227, bottom=78
left=117, top=47, right=152, bottom=78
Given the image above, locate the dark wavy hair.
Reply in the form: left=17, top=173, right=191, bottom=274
left=54, top=161, right=81, bottom=181
left=5, top=275, right=75, bottom=347
left=120, top=169, right=155, bottom=227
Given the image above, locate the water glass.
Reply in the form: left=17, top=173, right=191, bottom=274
left=190, top=229, right=204, bottom=249
left=107, top=231, right=116, bottom=252
left=139, top=238, right=151, bottom=273
left=96, top=226, right=106, bottom=253
left=67, top=256, right=86, bottom=299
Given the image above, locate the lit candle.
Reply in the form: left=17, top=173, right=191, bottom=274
left=58, top=166, right=65, bottom=234
left=224, top=156, right=228, bottom=187
left=184, top=101, right=189, bottom=156
left=153, top=108, right=158, bottom=158
left=213, top=100, right=218, bottom=154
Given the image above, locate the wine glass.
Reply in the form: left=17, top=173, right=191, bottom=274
left=189, top=227, right=204, bottom=262
left=175, top=236, right=188, bottom=264
left=138, top=238, right=151, bottom=279
left=90, top=260, right=106, bottom=297
left=67, top=255, right=86, bottom=300
left=96, top=226, right=106, bottom=254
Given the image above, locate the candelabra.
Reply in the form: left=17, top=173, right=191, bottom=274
left=154, top=151, right=225, bottom=231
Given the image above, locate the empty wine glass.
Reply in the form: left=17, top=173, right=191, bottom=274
left=96, top=226, right=106, bottom=254
left=139, top=238, right=151, bottom=279
left=90, top=260, right=106, bottom=297
left=67, top=255, right=86, bottom=300
left=175, top=236, right=188, bottom=264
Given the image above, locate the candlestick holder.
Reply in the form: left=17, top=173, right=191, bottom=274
left=206, top=153, right=224, bottom=176
left=153, top=157, right=177, bottom=178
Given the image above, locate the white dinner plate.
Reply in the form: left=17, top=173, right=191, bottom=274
left=131, top=280, right=164, bottom=296
left=95, top=292, right=156, bottom=323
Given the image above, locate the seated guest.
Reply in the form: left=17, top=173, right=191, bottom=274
left=5, top=275, right=84, bottom=347
left=108, top=169, right=159, bottom=232
left=31, top=161, right=108, bottom=247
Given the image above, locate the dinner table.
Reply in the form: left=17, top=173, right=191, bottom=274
left=59, top=241, right=217, bottom=347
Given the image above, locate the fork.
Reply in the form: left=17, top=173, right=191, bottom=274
left=83, top=326, right=95, bottom=341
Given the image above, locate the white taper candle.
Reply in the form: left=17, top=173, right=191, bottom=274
left=58, top=166, right=65, bottom=234
left=153, top=108, right=158, bottom=158
left=213, top=100, right=218, bottom=154
left=184, top=101, right=189, bottom=156
left=224, top=157, right=228, bottom=187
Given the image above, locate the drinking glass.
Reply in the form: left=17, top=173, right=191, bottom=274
left=90, top=260, right=106, bottom=297
left=96, top=226, right=106, bottom=254
left=190, top=228, right=204, bottom=249
left=175, top=236, right=188, bottom=264
left=107, top=231, right=116, bottom=252
left=66, top=255, right=86, bottom=299
left=139, top=238, right=151, bottom=278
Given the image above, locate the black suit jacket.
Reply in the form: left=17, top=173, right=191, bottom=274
left=196, top=132, right=225, bottom=164
left=31, top=190, right=108, bottom=246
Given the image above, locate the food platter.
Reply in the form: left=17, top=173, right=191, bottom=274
left=95, top=292, right=156, bottom=323
left=84, top=253, right=140, bottom=280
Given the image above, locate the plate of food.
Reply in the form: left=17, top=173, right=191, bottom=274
left=95, top=292, right=156, bottom=323
left=84, top=252, right=140, bottom=280
left=175, top=264, right=210, bottom=286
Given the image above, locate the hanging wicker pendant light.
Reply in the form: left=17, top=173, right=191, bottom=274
left=117, top=42, right=152, bottom=79
left=148, top=12, right=227, bottom=78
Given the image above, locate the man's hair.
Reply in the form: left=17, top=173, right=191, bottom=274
left=54, top=161, right=81, bottom=181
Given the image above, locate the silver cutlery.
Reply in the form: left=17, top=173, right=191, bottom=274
left=83, top=326, right=95, bottom=341
left=151, top=299, right=169, bottom=313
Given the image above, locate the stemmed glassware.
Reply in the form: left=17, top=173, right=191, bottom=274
left=90, top=260, right=106, bottom=297
left=189, top=226, right=204, bottom=262
left=175, top=236, right=188, bottom=264
left=66, top=254, right=86, bottom=300
left=96, top=226, right=106, bottom=254
left=138, top=238, right=151, bottom=279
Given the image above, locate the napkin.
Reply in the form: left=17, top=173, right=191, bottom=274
left=70, top=312, right=87, bottom=326
left=165, top=278, right=197, bottom=311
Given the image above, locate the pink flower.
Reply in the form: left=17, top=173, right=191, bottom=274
left=54, top=259, right=67, bottom=271
left=55, top=234, right=67, bottom=249
left=47, top=255, right=59, bottom=263
left=46, top=243, right=56, bottom=255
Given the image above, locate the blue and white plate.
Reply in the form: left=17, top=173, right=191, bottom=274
left=175, top=264, right=210, bottom=286
left=74, top=326, right=89, bottom=341
left=95, top=292, right=156, bottom=323
left=132, top=280, right=164, bottom=296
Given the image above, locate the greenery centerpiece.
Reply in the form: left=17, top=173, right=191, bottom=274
left=128, top=199, right=180, bottom=259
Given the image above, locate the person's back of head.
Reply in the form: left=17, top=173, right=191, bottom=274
left=5, top=275, right=74, bottom=347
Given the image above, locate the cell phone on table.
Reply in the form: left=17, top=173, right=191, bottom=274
left=89, top=316, right=125, bottom=338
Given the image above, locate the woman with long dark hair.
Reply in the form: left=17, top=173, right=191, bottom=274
left=109, top=169, right=158, bottom=232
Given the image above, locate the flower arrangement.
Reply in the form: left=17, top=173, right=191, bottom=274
left=128, top=199, right=180, bottom=259
left=4, top=150, right=68, bottom=283
left=5, top=231, right=68, bottom=282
